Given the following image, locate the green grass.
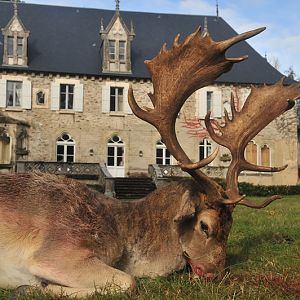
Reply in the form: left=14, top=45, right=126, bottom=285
left=1, top=196, right=299, bottom=300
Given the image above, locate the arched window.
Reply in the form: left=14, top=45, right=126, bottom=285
left=107, top=135, right=124, bottom=167
left=245, top=141, right=257, bottom=165
left=56, top=133, right=75, bottom=162
left=156, top=140, right=171, bottom=165
left=261, top=144, right=271, bottom=166
left=199, top=139, right=212, bottom=160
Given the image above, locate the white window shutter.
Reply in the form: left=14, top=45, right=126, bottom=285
left=197, top=89, right=207, bottom=119
left=22, top=80, right=32, bottom=109
left=0, top=80, right=7, bottom=108
left=102, top=85, right=110, bottom=113
left=74, top=83, right=84, bottom=112
left=123, top=86, right=132, bottom=114
left=212, top=90, right=222, bottom=118
left=51, top=82, right=60, bottom=111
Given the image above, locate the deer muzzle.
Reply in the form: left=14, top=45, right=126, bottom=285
left=185, top=256, right=217, bottom=279
left=190, top=262, right=217, bottom=279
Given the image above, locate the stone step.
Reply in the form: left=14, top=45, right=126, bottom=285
left=114, top=177, right=156, bottom=199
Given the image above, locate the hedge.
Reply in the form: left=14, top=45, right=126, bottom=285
left=213, top=178, right=300, bottom=196
left=238, top=182, right=300, bottom=197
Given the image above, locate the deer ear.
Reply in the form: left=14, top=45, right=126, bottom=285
left=174, top=190, right=196, bottom=223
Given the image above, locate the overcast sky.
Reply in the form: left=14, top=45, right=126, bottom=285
left=25, top=0, right=300, bottom=79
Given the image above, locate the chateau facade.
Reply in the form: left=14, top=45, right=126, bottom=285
left=0, top=2, right=298, bottom=185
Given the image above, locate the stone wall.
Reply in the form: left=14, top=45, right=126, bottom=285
left=0, top=71, right=298, bottom=185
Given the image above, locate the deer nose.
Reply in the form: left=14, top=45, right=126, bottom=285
left=189, top=262, right=217, bottom=279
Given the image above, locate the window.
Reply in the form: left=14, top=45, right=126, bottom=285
left=245, top=141, right=258, bottom=164
left=119, top=41, right=126, bottom=62
left=109, top=40, right=116, bottom=61
left=7, top=36, right=13, bottom=56
left=197, top=88, right=222, bottom=118
left=101, top=84, right=131, bottom=114
left=60, top=84, right=74, bottom=110
left=107, top=135, right=124, bottom=167
left=110, top=87, right=124, bottom=112
left=17, top=37, right=24, bottom=57
left=56, top=133, right=75, bottom=162
left=206, top=91, right=213, bottom=113
left=199, top=139, right=212, bottom=160
left=261, top=145, right=270, bottom=166
left=6, top=81, right=22, bottom=107
left=36, top=91, right=45, bottom=105
left=156, top=140, right=172, bottom=165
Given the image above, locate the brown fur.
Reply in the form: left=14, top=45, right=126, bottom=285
left=0, top=172, right=232, bottom=297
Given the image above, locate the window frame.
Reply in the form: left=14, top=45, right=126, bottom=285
left=245, top=140, right=258, bottom=165
left=206, top=91, right=213, bottom=114
left=119, top=40, right=126, bottom=63
left=261, top=144, right=271, bottom=167
left=17, top=37, right=24, bottom=57
left=56, top=133, right=75, bottom=163
left=156, top=140, right=172, bottom=165
left=199, top=138, right=212, bottom=161
left=7, top=36, right=14, bottom=57
left=6, top=80, right=22, bottom=107
left=110, top=86, right=124, bottom=112
left=107, top=135, right=125, bottom=167
left=59, top=84, right=74, bottom=110
left=109, top=40, right=116, bottom=61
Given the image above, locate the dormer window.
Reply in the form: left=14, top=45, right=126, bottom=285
left=1, top=2, right=30, bottom=67
left=109, top=40, right=116, bottom=61
left=100, top=3, right=135, bottom=74
left=119, top=41, right=126, bottom=62
left=17, top=37, right=24, bottom=57
left=7, top=36, right=14, bottom=56
left=108, top=40, right=126, bottom=63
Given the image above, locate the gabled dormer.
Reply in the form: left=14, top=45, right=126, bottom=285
left=1, top=2, right=30, bottom=67
left=100, top=1, right=135, bottom=74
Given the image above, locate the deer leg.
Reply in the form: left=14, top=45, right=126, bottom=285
left=30, top=256, right=135, bottom=298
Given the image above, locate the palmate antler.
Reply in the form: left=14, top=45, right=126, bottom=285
left=129, top=26, right=300, bottom=207
left=204, top=80, right=300, bottom=208
left=129, top=26, right=265, bottom=200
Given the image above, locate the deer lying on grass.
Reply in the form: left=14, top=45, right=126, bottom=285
left=0, top=27, right=299, bottom=298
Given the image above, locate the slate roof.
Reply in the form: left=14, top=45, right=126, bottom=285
left=0, top=2, right=289, bottom=84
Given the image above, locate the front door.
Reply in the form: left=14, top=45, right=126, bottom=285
left=107, top=135, right=125, bottom=177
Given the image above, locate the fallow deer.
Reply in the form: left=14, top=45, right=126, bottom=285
left=0, top=26, right=299, bottom=298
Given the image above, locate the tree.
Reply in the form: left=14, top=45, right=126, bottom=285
left=285, top=66, right=297, bottom=80
left=268, top=56, right=280, bottom=70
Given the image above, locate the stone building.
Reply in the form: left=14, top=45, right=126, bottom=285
left=0, top=1, right=298, bottom=186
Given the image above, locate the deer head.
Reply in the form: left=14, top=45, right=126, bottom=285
left=129, top=27, right=300, bottom=277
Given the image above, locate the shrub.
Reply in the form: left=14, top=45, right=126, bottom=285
left=212, top=178, right=300, bottom=196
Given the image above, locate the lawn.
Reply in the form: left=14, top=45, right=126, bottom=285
left=1, top=196, right=299, bottom=300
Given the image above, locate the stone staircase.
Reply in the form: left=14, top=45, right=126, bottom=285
left=114, top=177, right=156, bottom=199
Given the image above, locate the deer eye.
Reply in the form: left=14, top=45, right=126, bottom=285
left=200, top=221, right=209, bottom=237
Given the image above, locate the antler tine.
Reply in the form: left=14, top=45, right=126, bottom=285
left=230, top=92, right=237, bottom=119
left=224, top=194, right=283, bottom=209
left=206, top=81, right=300, bottom=208
left=128, top=85, right=157, bottom=126
left=219, top=27, right=266, bottom=51
left=129, top=26, right=267, bottom=201
left=179, top=147, right=219, bottom=171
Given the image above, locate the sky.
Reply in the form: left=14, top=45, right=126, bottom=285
left=25, top=0, right=300, bottom=79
